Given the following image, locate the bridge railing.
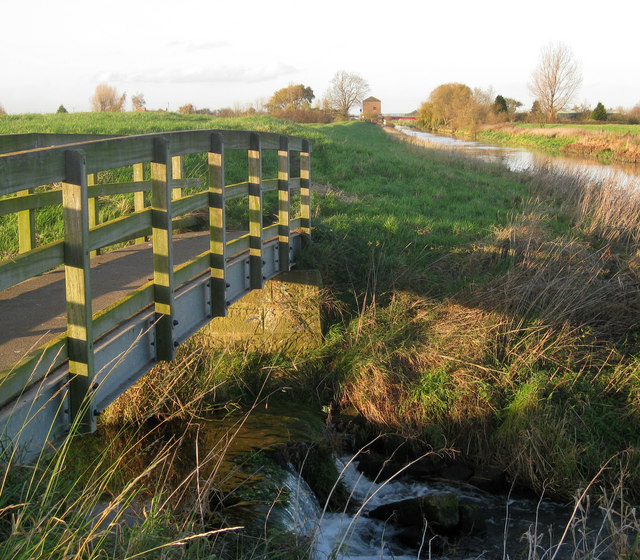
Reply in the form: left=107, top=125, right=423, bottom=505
left=0, top=129, right=311, bottom=432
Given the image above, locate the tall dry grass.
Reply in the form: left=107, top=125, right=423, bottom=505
left=0, top=330, right=334, bottom=559
left=331, top=164, right=640, bottom=501
left=0, top=404, right=243, bottom=559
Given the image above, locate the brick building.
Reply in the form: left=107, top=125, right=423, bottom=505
left=362, top=96, right=381, bottom=117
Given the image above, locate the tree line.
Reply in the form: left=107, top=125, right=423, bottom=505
left=4, top=44, right=639, bottom=126
left=34, top=70, right=371, bottom=124
left=418, top=43, right=640, bottom=131
left=173, top=71, right=370, bottom=123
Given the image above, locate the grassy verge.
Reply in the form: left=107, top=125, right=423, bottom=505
left=2, top=114, right=640, bottom=556
left=514, top=122, right=640, bottom=135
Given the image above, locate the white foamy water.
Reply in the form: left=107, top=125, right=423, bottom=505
left=280, top=456, right=586, bottom=560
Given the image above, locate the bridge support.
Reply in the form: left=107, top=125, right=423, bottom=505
left=204, top=269, right=323, bottom=351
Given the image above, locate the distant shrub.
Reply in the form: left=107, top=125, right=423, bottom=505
left=177, top=103, right=195, bottom=114
left=494, top=95, right=508, bottom=114
left=56, top=104, right=68, bottom=114
left=625, top=104, right=640, bottom=125
left=361, top=110, right=380, bottom=123
left=591, top=102, right=607, bottom=121
left=272, top=107, right=333, bottom=123
left=0, top=104, right=6, bottom=115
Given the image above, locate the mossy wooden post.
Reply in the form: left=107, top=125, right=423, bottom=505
left=278, top=135, right=291, bottom=272
left=171, top=155, right=183, bottom=200
left=151, top=137, right=175, bottom=362
left=17, top=189, right=36, bottom=254
left=209, top=133, right=227, bottom=317
left=300, top=139, right=311, bottom=237
left=87, top=173, right=100, bottom=257
left=62, top=149, right=96, bottom=432
left=133, top=163, right=146, bottom=244
left=248, top=133, right=263, bottom=290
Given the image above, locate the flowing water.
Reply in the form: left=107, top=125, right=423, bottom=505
left=281, top=457, right=617, bottom=560
left=398, top=127, right=640, bottom=189
left=87, top=407, right=626, bottom=558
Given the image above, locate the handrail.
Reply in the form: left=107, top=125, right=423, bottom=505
left=0, top=132, right=115, bottom=155
left=0, top=130, right=307, bottom=195
left=0, top=129, right=312, bottom=433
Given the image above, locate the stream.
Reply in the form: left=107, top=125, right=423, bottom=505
left=397, top=126, right=640, bottom=189
left=87, top=405, right=628, bottom=558
left=280, top=455, right=617, bottom=560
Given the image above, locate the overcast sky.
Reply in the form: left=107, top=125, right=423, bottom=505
left=2, top=0, right=639, bottom=115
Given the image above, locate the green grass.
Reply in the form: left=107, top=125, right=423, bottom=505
left=297, top=121, right=529, bottom=298
left=0, top=111, right=296, bottom=136
left=476, top=128, right=576, bottom=152
left=513, top=122, right=640, bottom=134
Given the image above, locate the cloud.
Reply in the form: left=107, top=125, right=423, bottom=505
left=109, top=63, right=298, bottom=84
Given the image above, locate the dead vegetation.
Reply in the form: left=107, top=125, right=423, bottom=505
left=328, top=164, right=640, bottom=501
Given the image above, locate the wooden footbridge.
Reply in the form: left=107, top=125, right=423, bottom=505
left=0, top=130, right=311, bottom=458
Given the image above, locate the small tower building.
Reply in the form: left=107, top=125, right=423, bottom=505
left=362, top=96, right=381, bottom=118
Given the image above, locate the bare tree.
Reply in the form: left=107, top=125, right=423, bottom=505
left=131, top=92, right=146, bottom=111
left=326, top=70, right=369, bottom=117
left=90, top=83, right=126, bottom=112
left=529, top=43, right=582, bottom=122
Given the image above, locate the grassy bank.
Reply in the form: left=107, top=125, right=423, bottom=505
left=2, top=113, right=640, bottom=557
left=476, top=122, right=640, bottom=163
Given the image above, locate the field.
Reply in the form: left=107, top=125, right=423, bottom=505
left=1, top=113, right=640, bottom=558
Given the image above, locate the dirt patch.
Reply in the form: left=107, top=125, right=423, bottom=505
left=312, top=182, right=358, bottom=203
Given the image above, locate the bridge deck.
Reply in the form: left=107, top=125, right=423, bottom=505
left=0, top=231, right=223, bottom=372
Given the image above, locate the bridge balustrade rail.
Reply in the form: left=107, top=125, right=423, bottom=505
left=0, top=129, right=311, bottom=447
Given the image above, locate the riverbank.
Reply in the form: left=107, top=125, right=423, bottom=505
left=401, top=120, right=640, bottom=163
left=2, top=115, right=640, bottom=558
left=476, top=123, right=640, bottom=163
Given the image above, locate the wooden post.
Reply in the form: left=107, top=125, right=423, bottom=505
left=133, top=162, right=146, bottom=244
left=151, top=137, right=175, bottom=362
left=62, top=149, right=96, bottom=432
left=17, top=189, right=36, bottom=254
left=278, top=135, right=291, bottom=272
left=87, top=173, right=100, bottom=256
left=248, top=133, right=263, bottom=290
left=209, top=133, right=227, bottom=317
left=171, top=155, right=183, bottom=200
left=300, top=139, right=311, bottom=237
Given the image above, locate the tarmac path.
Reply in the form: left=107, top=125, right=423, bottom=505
left=0, top=231, right=213, bottom=372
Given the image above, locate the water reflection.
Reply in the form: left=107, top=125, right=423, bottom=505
left=398, top=127, right=640, bottom=189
